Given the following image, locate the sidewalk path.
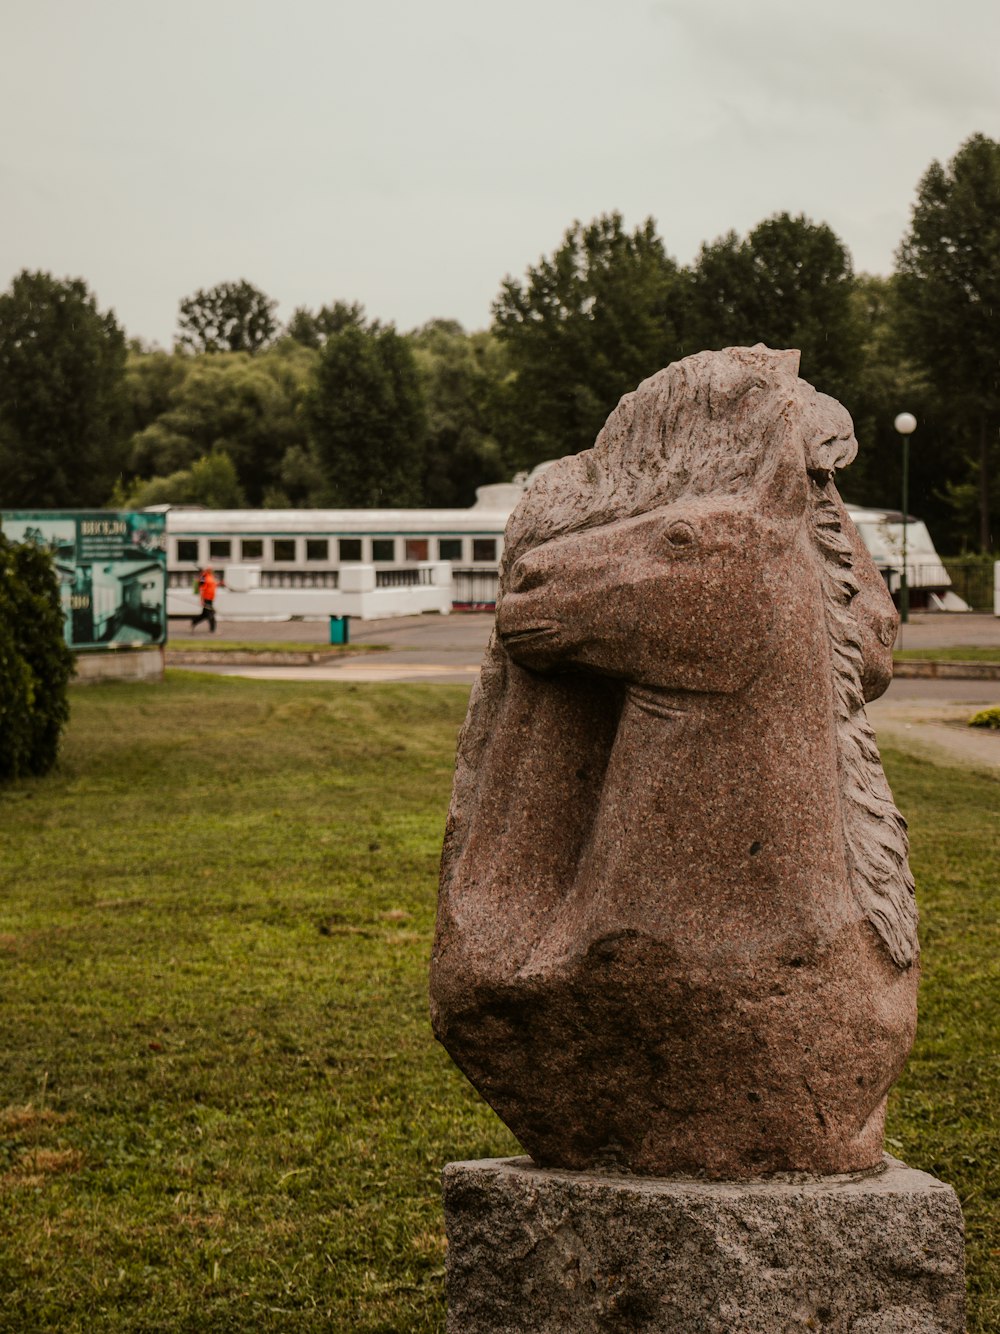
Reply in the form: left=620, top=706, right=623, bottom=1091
left=199, top=661, right=481, bottom=684
left=866, top=692, right=1000, bottom=773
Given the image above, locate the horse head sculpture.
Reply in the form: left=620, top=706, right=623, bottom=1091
left=431, top=346, right=918, bottom=1179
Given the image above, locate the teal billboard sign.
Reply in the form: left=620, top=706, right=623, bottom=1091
left=0, top=510, right=167, bottom=650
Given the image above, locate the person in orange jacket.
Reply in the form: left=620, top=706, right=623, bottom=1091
left=191, top=567, right=222, bottom=632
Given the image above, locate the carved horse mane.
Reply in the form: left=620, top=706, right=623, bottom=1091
left=813, top=491, right=917, bottom=967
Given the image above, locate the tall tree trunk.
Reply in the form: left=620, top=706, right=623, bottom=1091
left=979, top=416, right=991, bottom=553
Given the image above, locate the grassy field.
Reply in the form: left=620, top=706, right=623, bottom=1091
left=895, top=646, right=1000, bottom=664
left=0, top=674, right=996, bottom=1331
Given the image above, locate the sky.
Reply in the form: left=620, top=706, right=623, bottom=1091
left=2, top=0, right=998, bottom=348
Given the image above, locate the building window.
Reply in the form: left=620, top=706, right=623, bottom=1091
left=472, top=538, right=497, bottom=562
left=372, top=538, right=395, bottom=562
left=438, top=538, right=462, bottom=561
left=339, top=538, right=363, bottom=562
left=404, top=538, right=429, bottom=562
left=273, top=539, right=296, bottom=561
left=208, top=539, right=231, bottom=560
left=241, top=539, right=263, bottom=560
left=177, top=539, right=198, bottom=562
left=306, top=539, right=329, bottom=561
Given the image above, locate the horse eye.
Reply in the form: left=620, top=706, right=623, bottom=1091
left=665, top=520, right=696, bottom=547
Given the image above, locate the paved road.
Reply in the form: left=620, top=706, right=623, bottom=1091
left=171, top=611, right=495, bottom=653
left=892, top=613, right=1000, bottom=650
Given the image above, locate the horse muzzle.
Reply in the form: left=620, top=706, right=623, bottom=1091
left=496, top=602, right=564, bottom=669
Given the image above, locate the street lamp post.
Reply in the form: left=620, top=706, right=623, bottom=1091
left=894, top=413, right=917, bottom=624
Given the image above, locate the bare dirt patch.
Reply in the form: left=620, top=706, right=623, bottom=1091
left=0, top=1104, right=71, bottom=1134
left=2, top=1148, right=84, bottom=1191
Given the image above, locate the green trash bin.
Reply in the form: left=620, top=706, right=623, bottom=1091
left=329, top=615, right=350, bottom=645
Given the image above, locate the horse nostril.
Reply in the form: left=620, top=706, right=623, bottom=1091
left=511, top=558, right=542, bottom=594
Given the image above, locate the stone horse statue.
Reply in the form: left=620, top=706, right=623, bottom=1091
left=430, top=346, right=919, bottom=1179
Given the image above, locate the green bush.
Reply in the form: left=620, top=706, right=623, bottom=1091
left=969, top=705, right=1000, bottom=730
left=0, top=533, right=74, bottom=779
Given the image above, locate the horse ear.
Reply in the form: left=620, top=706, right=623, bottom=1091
left=743, top=344, right=801, bottom=378
left=804, top=395, right=858, bottom=476
left=754, top=383, right=857, bottom=517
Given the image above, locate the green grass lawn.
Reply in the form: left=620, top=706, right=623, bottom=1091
left=0, top=674, right=997, bottom=1331
left=895, top=646, right=1000, bottom=663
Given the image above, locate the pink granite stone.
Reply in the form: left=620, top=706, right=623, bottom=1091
left=430, top=346, right=919, bottom=1179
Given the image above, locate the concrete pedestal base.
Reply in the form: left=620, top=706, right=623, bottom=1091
left=74, top=647, right=164, bottom=683
left=443, top=1156, right=964, bottom=1333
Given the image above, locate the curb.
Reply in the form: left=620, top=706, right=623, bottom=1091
left=166, top=649, right=378, bottom=667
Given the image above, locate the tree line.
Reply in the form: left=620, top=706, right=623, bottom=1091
left=0, top=133, right=997, bottom=553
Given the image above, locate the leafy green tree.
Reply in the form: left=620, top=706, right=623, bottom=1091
left=127, top=343, right=316, bottom=504
left=124, top=349, right=191, bottom=440
left=116, top=452, right=246, bottom=509
left=832, top=275, right=968, bottom=549
left=409, top=320, right=508, bottom=506
left=285, top=300, right=368, bottom=348
left=265, top=444, right=331, bottom=508
left=895, top=133, right=1000, bottom=551
left=682, top=213, right=860, bottom=403
left=176, top=280, right=278, bottom=354
left=492, top=213, right=683, bottom=468
left=0, top=533, right=74, bottom=781
left=307, top=326, right=427, bottom=506
left=0, top=271, right=128, bottom=507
